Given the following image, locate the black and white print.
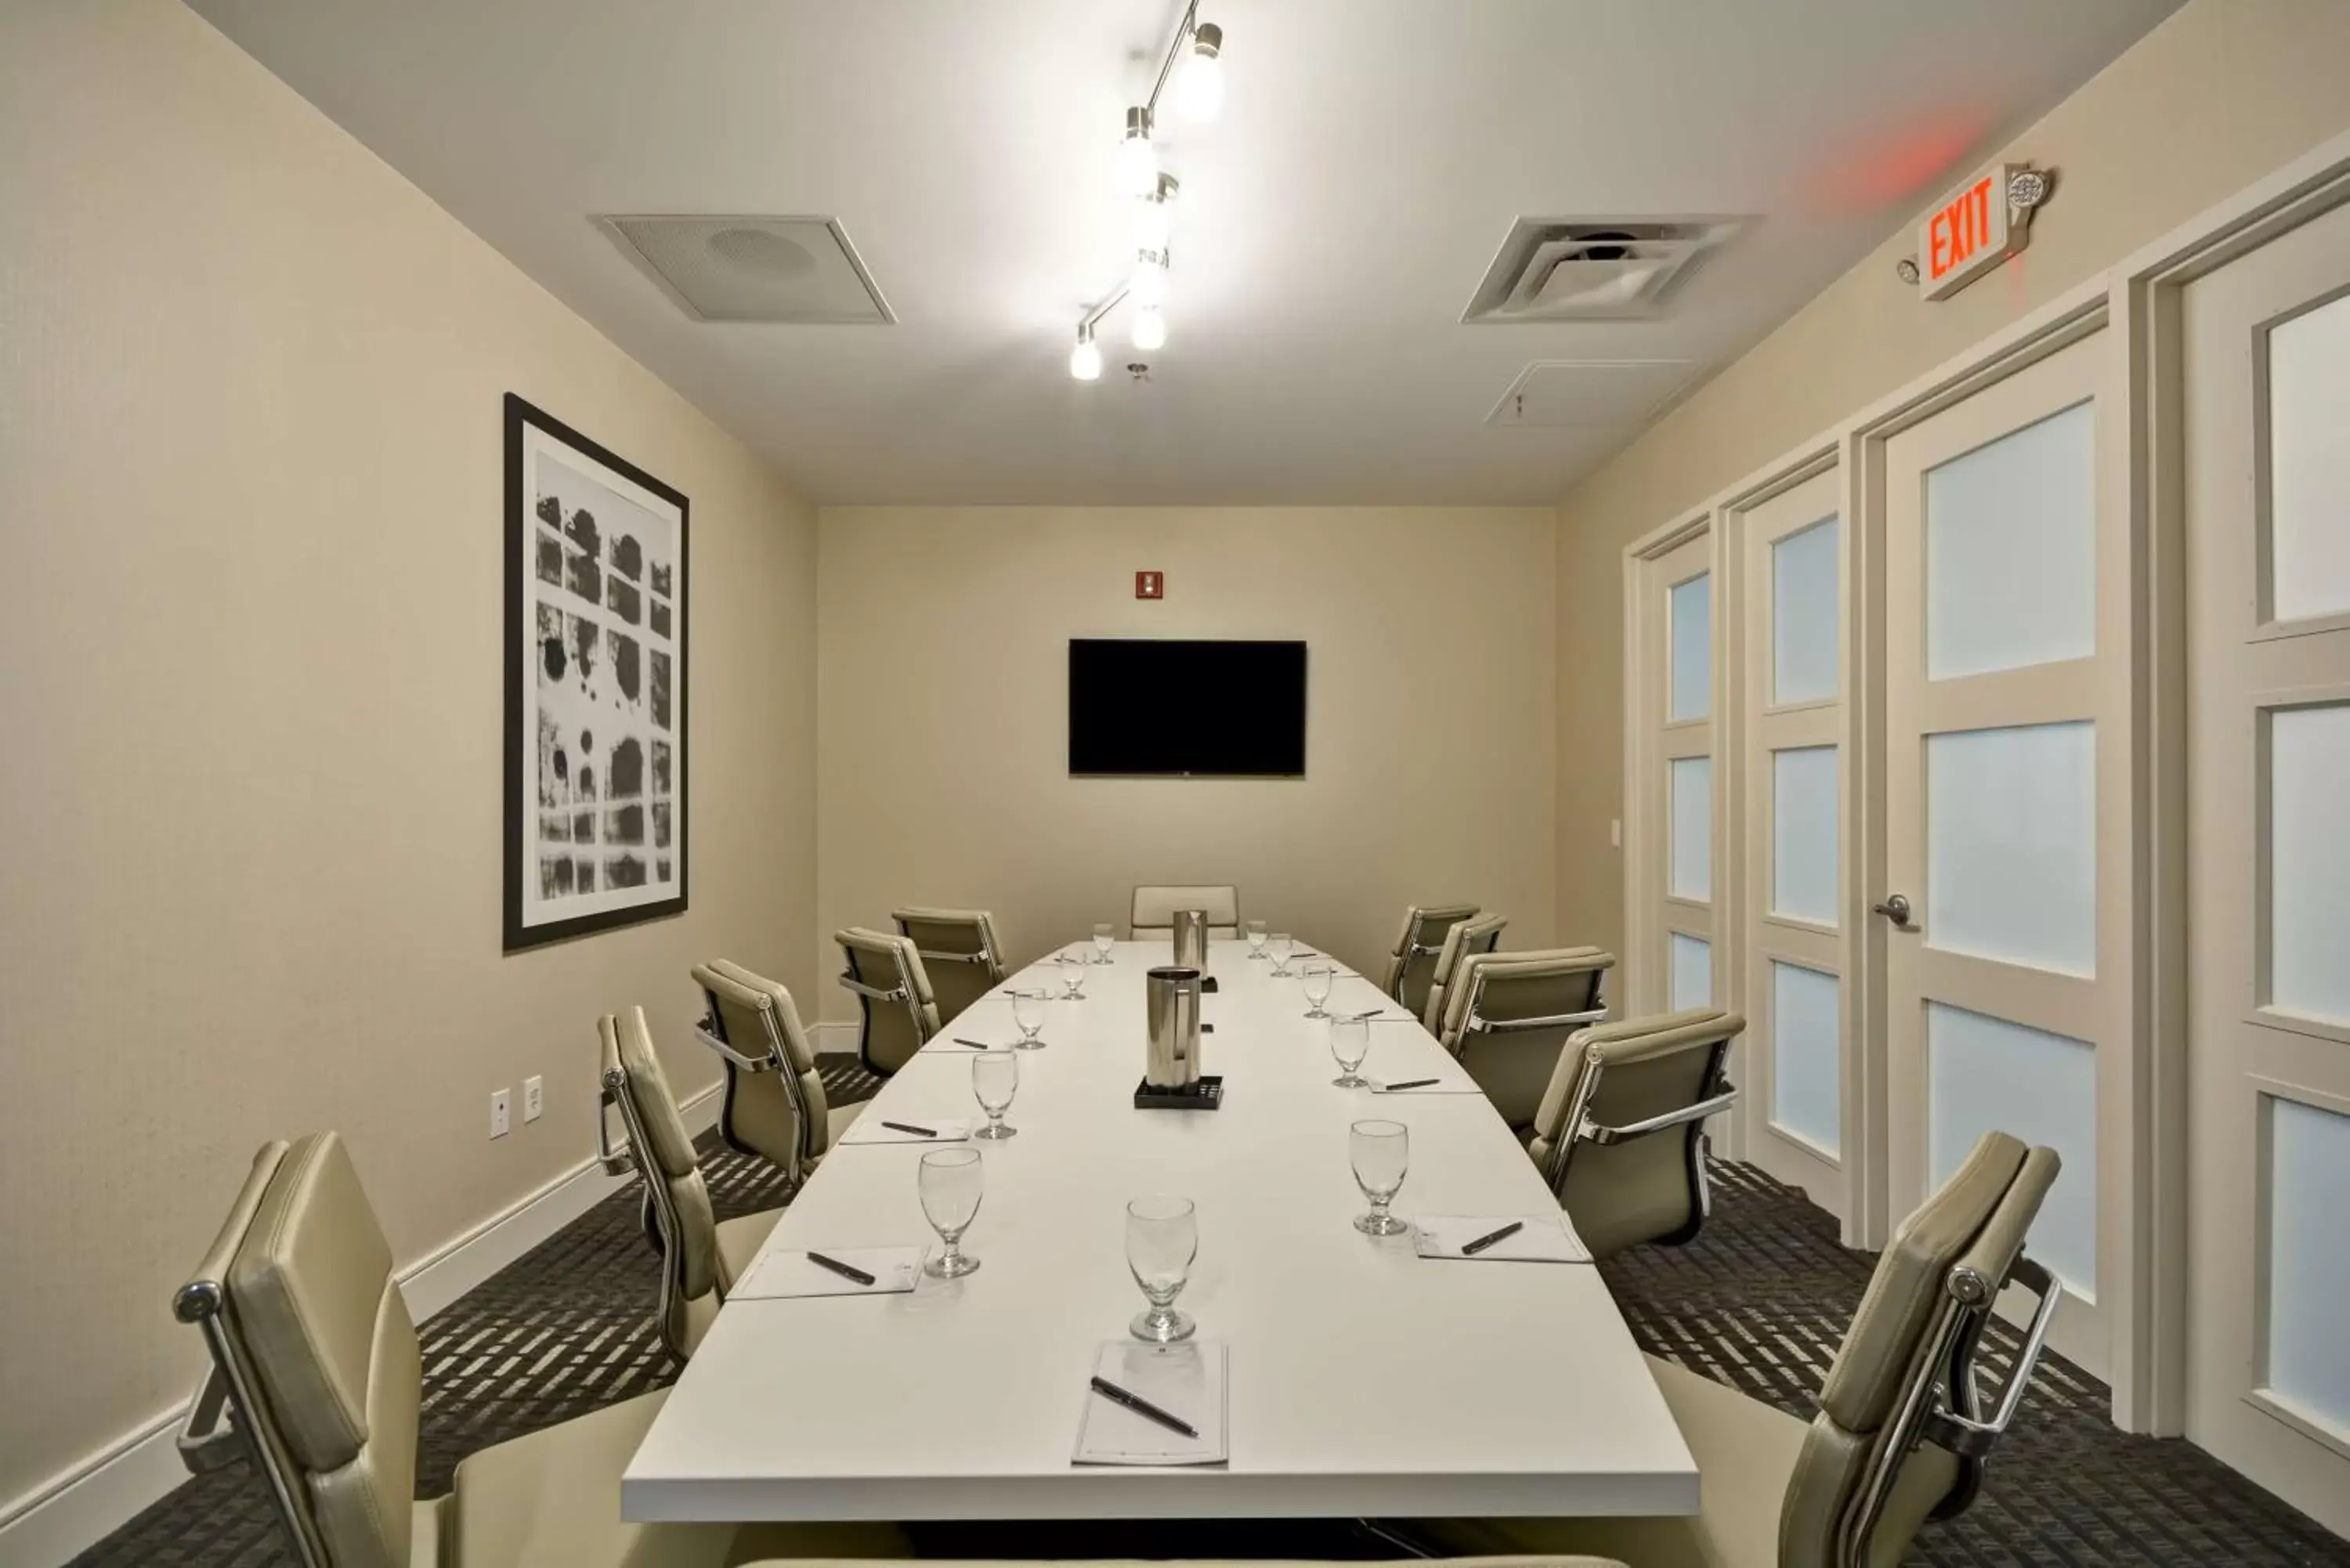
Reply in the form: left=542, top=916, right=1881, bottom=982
left=504, top=395, right=686, bottom=949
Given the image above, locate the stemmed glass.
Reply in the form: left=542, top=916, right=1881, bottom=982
left=1300, top=962, right=1336, bottom=1019
left=1058, top=948, right=1088, bottom=999
left=1350, top=1119, right=1411, bottom=1236
left=1245, top=920, right=1269, bottom=960
left=971, top=1050, right=1018, bottom=1140
left=1010, top=988, right=1048, bottom=1049
left=1329, top=1014, right=1371, bottom=1087
left=1093, top=923, right=1117, bottom=964
left=1126, top=1194, right=1198, bottom=1343
left=1268, top=932, right=1296, bottom=977
left=919, top=1147, right=985, bottom=1277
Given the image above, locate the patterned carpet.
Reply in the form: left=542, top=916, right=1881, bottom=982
left=70, top=1060, right=2348, bottom=1567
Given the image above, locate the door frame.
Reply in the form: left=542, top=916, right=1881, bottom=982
left=1622, top=514, right=1716, bottom=1024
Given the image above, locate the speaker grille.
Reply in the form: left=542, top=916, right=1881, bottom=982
left=598, top=215, right=894, bottom=323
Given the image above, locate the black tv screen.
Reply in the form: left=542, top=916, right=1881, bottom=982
left=1068, top=639, right=1307, bottom=777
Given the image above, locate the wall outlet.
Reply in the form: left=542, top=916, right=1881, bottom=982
left=490, top=1088, right=511, bottom=1139
left=522, top=1075, right=544, bottom=1123
left=1610, top=818, right=1622, bottom=848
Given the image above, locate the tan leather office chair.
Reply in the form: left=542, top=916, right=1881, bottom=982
left=834, top=927, right=941, bottom=1076
left=1404, top=1130, right=2063, bottom=1568
left=1130, top=883, right=1240, bottom=938
left=891, top=907, right=1007, bottom=1024
left=1380, top=902, right=1480, bottom=1021
left=173, top=1131, right=902, bottom=1567
left=692, top=959, right=863, bottom=1185
left=742, top=1558, right=1624, bottom=1568
left=1433, top=947, right=1615, bottom=1137
left=599, top=1008, right=783, bottom=1364
left=1524, top=1006, right=1742, bottom=1261
left=1419, top=911, right=1508, bottom=1031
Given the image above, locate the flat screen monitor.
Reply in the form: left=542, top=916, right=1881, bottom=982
left=1068, top=639, right=1307, bottom=777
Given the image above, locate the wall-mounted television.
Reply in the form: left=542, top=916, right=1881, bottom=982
left=1068, top=639, right=1307, bottom=778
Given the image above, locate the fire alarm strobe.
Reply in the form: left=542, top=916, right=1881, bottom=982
left=1135, top=571, right=1164, bottom=600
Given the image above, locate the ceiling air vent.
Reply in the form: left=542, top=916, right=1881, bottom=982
left=598, top=215, right=895, bottom=323
left=1462, top=218, right=1743, bottom=323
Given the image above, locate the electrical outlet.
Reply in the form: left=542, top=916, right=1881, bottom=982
left=1610, top=817, right=1622, bottom=849
left=523, top=1075, right=544, bottom=1124
left=490, top=1088, right=511, bottom=1139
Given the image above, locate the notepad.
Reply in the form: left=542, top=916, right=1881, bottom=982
left=729, top=1247, right=924, bottom=1300
left=1072, top=1341, right=1228, bottom=1467
left=837, top=1118, right=971, bottom=1145
left=1413, top=1215, right=1591, bottom=1264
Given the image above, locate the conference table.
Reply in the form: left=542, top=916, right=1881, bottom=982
left=623, top=939, right=1697, bottom=1523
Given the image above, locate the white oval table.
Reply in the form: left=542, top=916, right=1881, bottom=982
left=622, top=939, right=1698, bottom=1523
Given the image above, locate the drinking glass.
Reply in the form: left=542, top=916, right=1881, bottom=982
left=1301, top=962, right=1336, bottom=1019
left=1093, top=923, right=1117, bottom=964
left=1058, top=948, right=1088, bottom=999
left=1126, top=1194, right=1198, bottom=1343
left=1349, top=1119, right=1410, bottom=1236
left=971, top=1049, right=1018, bottom=1140
left=919, top=1147, right=985, bottom=1277
left=1245, top=920, right=1269, bottom=960
left=1329, top=1014, right=1372, bottom=1087
left=1268, top=932, right=1295, bottom=976
left=1010, top=988, right=1047, bottom=1048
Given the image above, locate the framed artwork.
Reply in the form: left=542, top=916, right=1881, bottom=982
left=504, top=393, right=688, bottom=950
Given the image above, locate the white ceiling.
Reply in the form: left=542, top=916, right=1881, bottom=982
left=188, top=0, right=2178, bottom=504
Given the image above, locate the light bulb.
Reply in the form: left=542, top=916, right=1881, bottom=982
left=1133, top=193, right=1173, bottom=255
left=1112, top=107, right=1156, bottom=198
left=1129, top=252, right=1168, bottom=309
left=1069, top=334, right=1102, bottom=381
left=1130, top=306, right=1166, bottom=351
left=1177, top=23, right=1224, bottom=122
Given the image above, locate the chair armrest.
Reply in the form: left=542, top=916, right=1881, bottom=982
left=177, top=1366, right=244, bottom=1476
left=914, top=948, right=992, bottom=965
left=1578, top=1085, right=1739, bottom=1146
left=1466, top=1006, right=1611, bottom=1036
left=839, top=977, right=911, bottom=1004
left=692, top=1021, right=774, bottom=1073
left=1924, top=1255, right=2062, bottom=1458
left=595, top=1075, right=638, bottom=1177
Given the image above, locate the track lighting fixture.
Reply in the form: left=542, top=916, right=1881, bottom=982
left=1069, top=325, right=1103, bottom=381
left=1177, top=23, right=1223, bottom=123
left=1112, top=107, right=1157, bottom=199
left=1133, top=174, right=1179, bottom=255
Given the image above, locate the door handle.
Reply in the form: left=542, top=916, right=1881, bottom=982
left=1872, top=893, right=1915, bottom=930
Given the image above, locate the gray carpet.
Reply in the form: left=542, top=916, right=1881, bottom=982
left=70, top=1065, right=2349, bottom=1566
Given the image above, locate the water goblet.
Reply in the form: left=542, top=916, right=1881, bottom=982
left=919, top=1147, right=985, bottom=1277
left=971, top=1049, right=1018, bottom=1140
left=1058, top=948, right=1088, bottom=999
left=1329, top=1014, right=1372, bottom=1087
left=1126, top=1194, right=1198, bottom=1343
left=1093, top=923, right=1117, bottom=964
left=1010, top=988, right=1047, bottom=1049
left=1268, top=932, right=1296, bottom=976
left=1245, top=920, right=1269, bottom=960
left=1301, top=962, right=1336, bottom=1019
left=1349, top=1119, right=1411, bottom=1236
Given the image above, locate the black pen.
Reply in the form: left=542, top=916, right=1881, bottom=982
left=1089, top=1375, right=1200, bottom=1439
left=881, top=1120, right=938, bottom=1138
left=951, top=1038, right=995, bottom=1050
left=804, top=1251, right=877, bottom=1286
left=1461, top=1219, right=1525, bottom=1256
left=1383, top=1078, right=1439, bottom=1092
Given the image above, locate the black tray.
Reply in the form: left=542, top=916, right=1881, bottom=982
left=1134, top=1075, right=1224, bottom=1111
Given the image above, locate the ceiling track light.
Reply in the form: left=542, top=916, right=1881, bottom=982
left=1068, top=3, right=1227, bottom=381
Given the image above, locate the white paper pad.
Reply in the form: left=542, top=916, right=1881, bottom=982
left=837, top=1117, right=971, bottom=1145
left=1072, top=1341, right=1228, bottom=1467
left=729, top=1247, right=924, bottom=1300
left=1413, top=1215, right=1591, bottom=1264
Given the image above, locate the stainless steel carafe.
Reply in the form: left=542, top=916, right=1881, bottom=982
left=1171, top=908, right=1210, bottom=969
left=1144, top=965, right=1204, bottom=1088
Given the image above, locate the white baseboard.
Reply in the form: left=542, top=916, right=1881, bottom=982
left=811, top=1021, right=859, bottom=1054
left=0, top=1085, right=719, bottom=1568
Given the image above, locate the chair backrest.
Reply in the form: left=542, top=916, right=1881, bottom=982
left=1437, top=947, right=1614, bottom=1130
left=1130, top=884, right=1239, bottom=937
left=692, top=959, right=830, bottom=1179
left=1381, top=902, right=1479, bottom=1017
left=599, top=1007, right=735, bottom=1361
left=891, top=907, right=1007, bottom=1024
left=1419, top=911, right=1509, bottom=1031
left=1778, top=1131, right=2063, bottom=1568
left=1526, top=1006, right=1741, bottom=1260
left=174, top=1133, right=423, bottom=1568
left=834, top=927, right=942, bottom=1075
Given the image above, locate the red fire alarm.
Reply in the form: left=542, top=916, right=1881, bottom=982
left=1135, top=570, right=1164, bottom=600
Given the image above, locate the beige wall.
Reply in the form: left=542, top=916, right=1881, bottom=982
left=0, top=0, right=819, bottom=1511
left=1554, top=0, right=2350, bottom=960
left=816, top=507, right=1556, bottom=992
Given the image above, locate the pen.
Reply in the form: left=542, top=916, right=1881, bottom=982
left=881, top=1121, right=938, bottom=1138
left=1383, top=1078, right=1439, bottom=1092
left=804, top=1251, right=877, bottom=1286
left=1089, top=1375, right=1200, bottom=1439
left=1461, top=1219, right=1525, bottom=1256
left=950, top=1038, right=995, bottom=1049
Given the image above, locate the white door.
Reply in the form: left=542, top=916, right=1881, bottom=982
left=1879, top=330, right=2125, bottom=1375
left=2178, top=194, right=2350, bottom=1536
left=1655, top=533, right=1717, bottom=1017
left=1737, top=468, right=1848, bottom=1216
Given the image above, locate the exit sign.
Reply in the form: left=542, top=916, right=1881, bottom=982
left=1916, top=163, right=2030, bottom=300
left=1135, top=570, right=1163, bottom=600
